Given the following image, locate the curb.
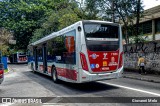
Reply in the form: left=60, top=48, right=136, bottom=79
left=123, top=75, right=160, bottom=83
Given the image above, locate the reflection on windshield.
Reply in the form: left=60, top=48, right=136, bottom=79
left=84, top=24, right=119, bottom=38
left=84, top=23, right=119, bottom=51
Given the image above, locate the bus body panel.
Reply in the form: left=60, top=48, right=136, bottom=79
left=87, top=50, right=119, bottom=72
left=77, top=21, right=123, bottom=83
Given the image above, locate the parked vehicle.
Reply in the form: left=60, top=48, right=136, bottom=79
left=0, top=63, right=4, bottom=84
left=9, top=52, right=28, bottom=63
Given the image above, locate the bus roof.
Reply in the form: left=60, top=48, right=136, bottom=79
left=29, top=20, right=119, bottom=46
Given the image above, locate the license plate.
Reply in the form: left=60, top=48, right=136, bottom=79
left=101, top=67, right=109, bottom=71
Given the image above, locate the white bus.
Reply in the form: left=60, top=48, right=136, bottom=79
left=28, top=20, right=123, bottom=83
left=9, top=52, right=28, bottom=63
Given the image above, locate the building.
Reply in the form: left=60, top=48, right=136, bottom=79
left=129, top=5, right=160, bottom=42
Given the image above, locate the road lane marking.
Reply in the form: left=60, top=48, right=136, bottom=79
left=99, top=81, right=160, bottom=97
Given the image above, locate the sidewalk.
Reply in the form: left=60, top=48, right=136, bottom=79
left=123, top=70, right=160, bottom=83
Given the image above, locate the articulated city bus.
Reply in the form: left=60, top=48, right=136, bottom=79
left=28, top=20, right=123, bottom=83
left=8, top=52, right=28, bottom=63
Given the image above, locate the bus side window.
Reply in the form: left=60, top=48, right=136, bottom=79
left=47, top=41, right=55, bottom=62
left=37, top=48, right=43, bottom=62
left=52, top=36, right=66, bottom=63
left=63, top=30, right=76, bottom=65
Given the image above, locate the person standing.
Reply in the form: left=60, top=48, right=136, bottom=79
left=138, top=55, right=146, bottom=74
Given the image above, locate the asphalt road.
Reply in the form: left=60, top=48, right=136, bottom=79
left=0, top=64, right=160, bottom=106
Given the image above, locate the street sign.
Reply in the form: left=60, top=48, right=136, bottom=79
left=9, top=40, right=16, bottom=44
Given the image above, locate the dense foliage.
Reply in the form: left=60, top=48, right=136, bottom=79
left=0, top=0, right=144, bottom=53
left=0, top=0, right=56, bottom=50
left=0, top=28, right=12, bottom=55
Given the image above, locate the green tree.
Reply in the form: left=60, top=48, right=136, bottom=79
left=31, top=0, right=81, bottom=43
left=84, top=0, right=144, bottom=44
left=0, top=0, right=55, bottom=50
left=0, top=28, right=12, bottom=55
left=84, top=0, right=100, bottom=19
left=115, top=0, right=143, bottom=44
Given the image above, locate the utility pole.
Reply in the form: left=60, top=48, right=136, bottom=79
left=136, top=0, right=140, bottom=37
left=112, top=0, right=115, bottom=22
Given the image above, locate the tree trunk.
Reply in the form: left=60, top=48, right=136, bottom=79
left=136, top=0, right=140, bottom=36
left=112, top=0, right=115, bottom=22
left=125, top=29, right=129, bottom=44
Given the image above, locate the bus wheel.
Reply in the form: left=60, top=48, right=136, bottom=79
left=52, top=67, right=59, bottom=83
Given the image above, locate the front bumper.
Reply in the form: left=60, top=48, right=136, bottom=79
left=80, top=66, right=124, bottom=83
left=18, top=61, right=28, bottom=63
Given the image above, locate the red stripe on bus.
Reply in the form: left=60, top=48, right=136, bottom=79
left=39, top=65, right=44, bottom=72
left=47, top=66, right=52, bottom=73
left=87, top=49, right=119, bottom=72
left=56, top=67, right=77, bottom=81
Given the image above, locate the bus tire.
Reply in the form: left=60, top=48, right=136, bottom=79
left=52, top=67, right=59, bottom=83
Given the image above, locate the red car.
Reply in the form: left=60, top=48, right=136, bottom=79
left=0, top=64, right=4, bottom=84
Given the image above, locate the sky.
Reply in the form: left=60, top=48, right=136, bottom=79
left=143, top=0, right=160, bottom=10
left=76, top=0, right=160, bottom=10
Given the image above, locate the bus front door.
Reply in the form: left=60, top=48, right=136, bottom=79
left=34, top=47, right=38, bottom=70
left=43, top=44, right=47, bottom=73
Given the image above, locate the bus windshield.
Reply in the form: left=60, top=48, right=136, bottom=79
left=84, top=23, right=119, bottom=51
